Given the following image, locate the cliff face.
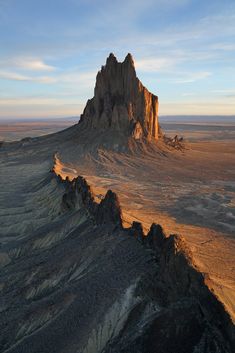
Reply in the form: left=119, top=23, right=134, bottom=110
left=79, top=53, right=160, bottom=141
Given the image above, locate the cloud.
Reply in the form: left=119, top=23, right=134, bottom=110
left=0, top=65, right=97, bottom=88
left=0, top=1, right=234, bottom=118
left=0, top=95, right=85, bottom=118
left=212, top=89, right=235, bottom=94
left=160, top=101, right=235, bottom=115
left=210, top=43, right=235, bottom=51
left=14, top=58, right=56, bottom=72
left=0, top=57, right=56, bottom=72
left=171, top=71, right=212, bottom=83
left=0, top=97, right=78, bottom=105
left=0, top=70, right=57, bottom=83
left=58, top=70, right=96, bottom=86
left=135, top=57, right=177, bottom=72
left=0, top=71, right=29, bottom=81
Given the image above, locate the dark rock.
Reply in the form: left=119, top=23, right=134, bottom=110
left=52, top=170, right=235, bottom=353
left=75, top=176, right=96, bottom=213
left=145, top=223, right=166, bottom=248
left=96, top=189, right=122, bottom=226
left=163, top=134, right=184, bottom=149
left=129, top=221, right=145, bottom=243
left=61, top=190, right=77, bottom=211
left=79, top=53, right=160, bottom=141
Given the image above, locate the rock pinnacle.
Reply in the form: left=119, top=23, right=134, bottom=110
left=79, top=53, right=160, bottom=141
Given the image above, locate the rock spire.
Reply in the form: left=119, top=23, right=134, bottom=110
left=79, top=53, right=160, bottom=141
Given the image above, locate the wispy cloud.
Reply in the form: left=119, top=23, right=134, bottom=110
left=0, top=65, right=96, bottom=87
left=211, top=89, right=235, bottom=99
left=0, top=57, right=56, bottom=72
left=136, top=57, right=177, bottom=72
left=0, top=0, right=234, bottom=117
left=13, top=58, right=56, bottom=72
left=160, top=100, right=235, bottom=115
left=58, top=70, right=96, bottom=86
left=212, top=89, right=235, bottom=94
left=171, top=71, right=212, bottom=83
left=209, top=43, right=235, bottom=51
left=0, top=70, right=57, bottom=83
left=0, top=96, right=84, bottom=118
left=0, top=97, right=79, bottom=105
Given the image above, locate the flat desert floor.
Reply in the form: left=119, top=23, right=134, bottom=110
left=1, top=117, right=235, bottom=322
left=0, top=118, right=77, bottom=141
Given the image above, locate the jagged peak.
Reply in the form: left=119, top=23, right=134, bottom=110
left=55, top=169, right=123, bottom=227
left=102, top=52, right=135, bottom=76
left=124, top=52, right=135, bottom=67
left=96, top=189, right=122, bottom=226
left=79, top=52, right=160, bottom=142
left=145, top=223, right=166, bottom=248
left=105, top=52, right=134, bottom=68
left=106, top=52, right=118, bottom=66
left=129, top=221, right=144, bottom=242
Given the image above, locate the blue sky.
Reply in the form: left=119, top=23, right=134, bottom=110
left=0, top=0, right=235, bottom=118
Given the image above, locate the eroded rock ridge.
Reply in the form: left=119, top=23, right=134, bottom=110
left=0, top=164, right=234, bottom=353
left=56, top=172, right=235, bottom=353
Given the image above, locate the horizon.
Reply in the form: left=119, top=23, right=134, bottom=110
left=1, top=114, right=235, bottom=124
left=0, top=0, right=235, bottom=118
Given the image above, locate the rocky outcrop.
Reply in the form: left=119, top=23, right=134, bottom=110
left=75, top=176, right=96, bottom=214
left=129, top=221, right=144, bottom=242
left=96, top=190, right=122, bottom=226
left=139, top=230, right=235, bottom=353
left=163, top=134, right=184, bottom=149
left=79, top=53, right=160, bottom=141
left=51, top=167, right=235, bottom=353
left=1, top=163, right=233, bottom=353
left=57, top=173, right=122, bottom=227
left=103, top=223, right=235, bottom=353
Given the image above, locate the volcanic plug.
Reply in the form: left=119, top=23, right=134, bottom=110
left=79, top=53, right=160, bottom=141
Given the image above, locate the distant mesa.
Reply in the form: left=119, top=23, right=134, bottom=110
left=79, top=53, right=161, bottom=141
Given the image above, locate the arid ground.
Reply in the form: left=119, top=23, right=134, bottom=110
left=54, top=117, right=235, bottom=322
left=0, top=118, right=77, bottom=141
left=0, top=117, right=235, bottom=352
left=2, top=116, right=234, bottom=319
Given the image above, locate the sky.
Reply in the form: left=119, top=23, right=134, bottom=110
left=0, top=0, right=235, bottom=118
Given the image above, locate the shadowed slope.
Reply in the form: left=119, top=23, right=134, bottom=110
left=0, top=165, right=234, bottom=353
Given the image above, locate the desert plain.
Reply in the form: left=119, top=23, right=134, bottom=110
left=1, top=116, right=234, bottom=326
left=55, top=117, right=235, bottom=322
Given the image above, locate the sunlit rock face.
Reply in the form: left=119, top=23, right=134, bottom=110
left=79, top=53, right=160, bottom=141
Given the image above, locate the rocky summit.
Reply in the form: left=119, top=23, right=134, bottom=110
left=79, top=53, right=160, bottom=141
